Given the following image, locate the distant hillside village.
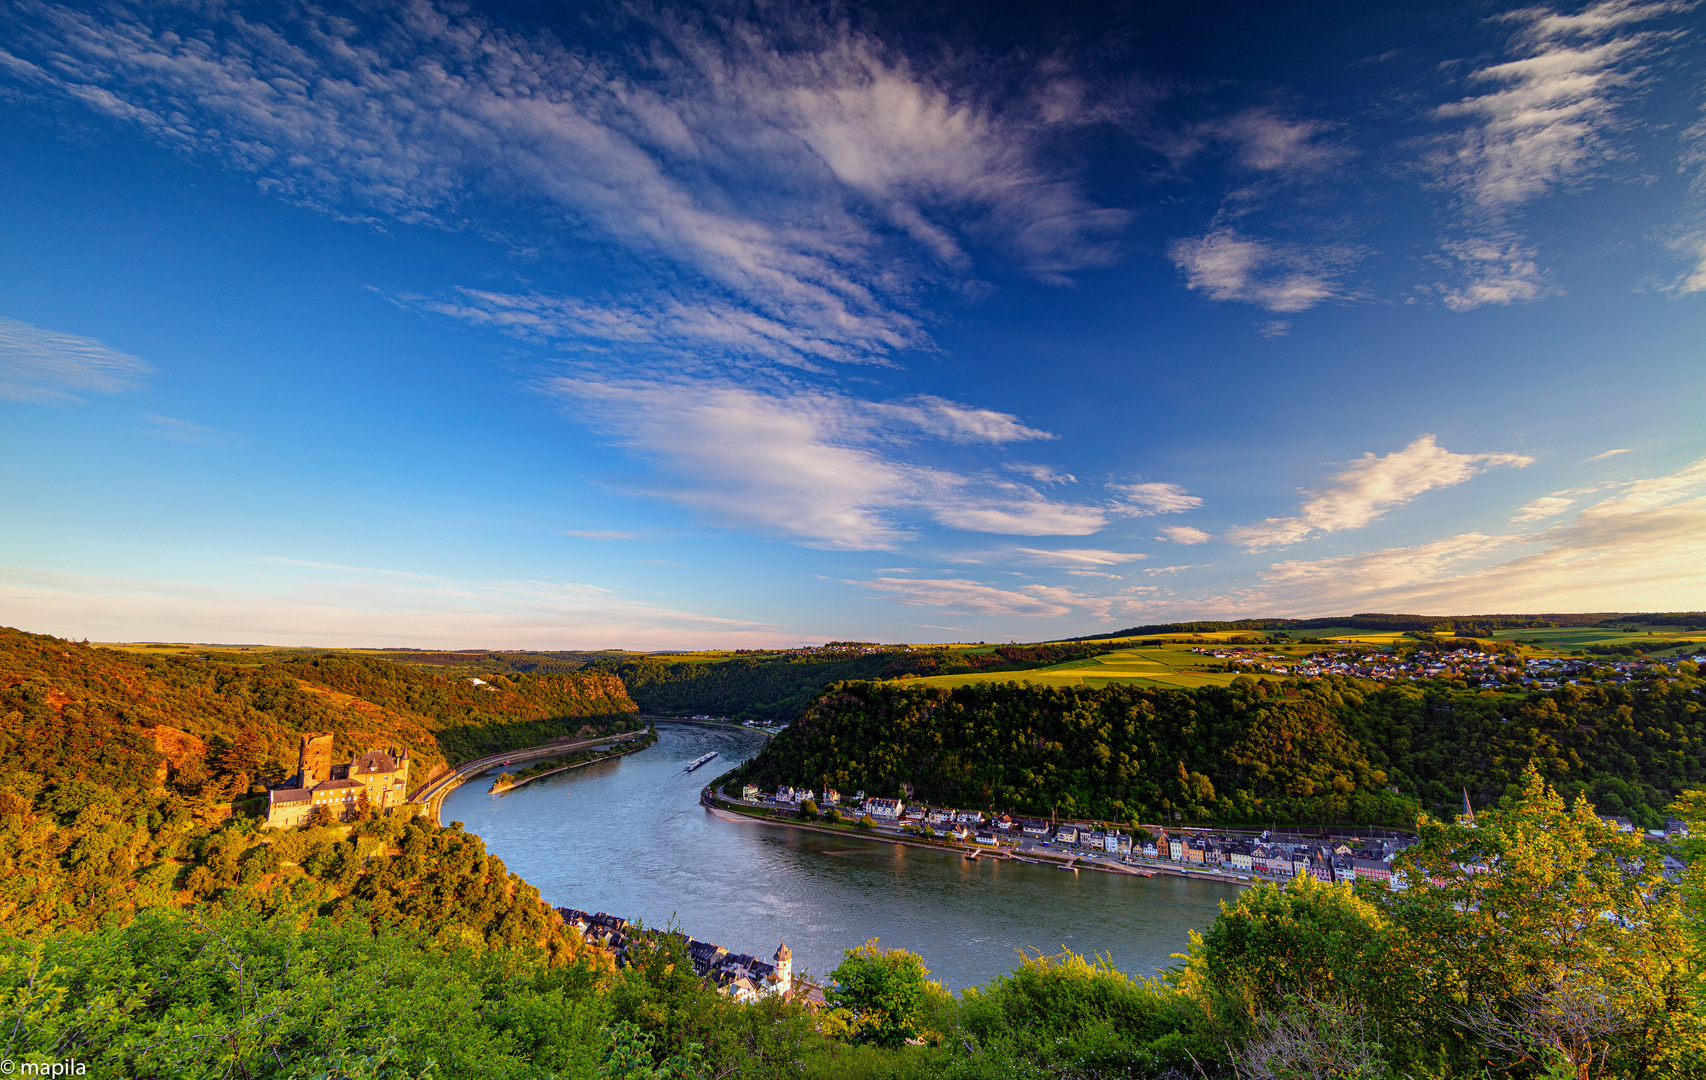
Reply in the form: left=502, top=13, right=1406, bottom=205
left=723, top=784, right=1690, bottom=886
left=265, top=734, right=411, bottom=828
left=556, top=908, right=822, bottom=1006
left=1199, top=641, right=1705, bottom=688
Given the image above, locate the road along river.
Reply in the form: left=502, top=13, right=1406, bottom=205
left=441, top=721, right=1239, bottom=991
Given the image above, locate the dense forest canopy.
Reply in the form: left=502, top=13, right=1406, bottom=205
left=730, top=673, right=1706, bottom=827
left=0, top=625, right=642, bottom=942
left=587, top=642, right=1119, bottom=721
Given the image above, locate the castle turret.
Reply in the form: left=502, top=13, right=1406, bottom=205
left=298, top=733, right=335, bottom=787
left=773, top=941, right=792, bottom=994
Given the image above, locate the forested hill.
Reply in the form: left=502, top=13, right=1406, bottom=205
left=730, top=673, right=1706, bottom=828
left=0, top=627, right=640, bottom=803
left=588, top=641, right=1116, bottom=721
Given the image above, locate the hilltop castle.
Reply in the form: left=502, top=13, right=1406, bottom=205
left=265, top=733, right=410, bottom=828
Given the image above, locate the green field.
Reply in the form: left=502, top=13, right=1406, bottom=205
left=904, top=642, right=1262, bottom=690
left=1489, top=625, right=1706, bottom=654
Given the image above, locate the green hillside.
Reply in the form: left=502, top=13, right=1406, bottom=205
left=587, top=641, right=1119, bottom=721
left=730, top=671, right=1706, bottom=827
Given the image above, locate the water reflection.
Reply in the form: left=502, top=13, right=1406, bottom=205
left=442, top=722, right=1238, bottom=990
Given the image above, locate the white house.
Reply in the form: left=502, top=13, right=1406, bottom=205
left=864, top=797, right=905, bottom=820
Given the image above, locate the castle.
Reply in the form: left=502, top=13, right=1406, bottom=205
left=265, top=733, right=410, bottom=828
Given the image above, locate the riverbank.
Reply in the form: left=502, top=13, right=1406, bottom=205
left=701, top=788, right=1264, bottom=886
left=490, top=735, right=657, bottom=795
left=701, top=790, right=1205, bottom=881
left=413, top=729, right=651, bottom=823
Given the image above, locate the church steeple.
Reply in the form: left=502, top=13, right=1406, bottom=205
left=1458, top=788, right=1475, bottom=827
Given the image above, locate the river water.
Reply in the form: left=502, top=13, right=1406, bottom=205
left=442, top=722, right=1240, bottom=990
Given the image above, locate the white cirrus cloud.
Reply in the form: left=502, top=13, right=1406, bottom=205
left=1157, top=526, right=1212, bottom=545
left=1510, top=495, right=1579, bottom=523
left=543, top=377, right=1107, bottom=549
left=1436, top=235, right=1555, bottom=311
left=857, top=576, right=1113, bottom=619
left=1427, top=0, right=1693, bottom=306
left=1224, top=435, right=1533, bottom=551
left=871, top=396, right=1055, bottom=444
left=1, top=3, right=1125, bottom=372
left=0, top=316, right=152, bottom=403
left=140, top=414, right=238, bottom=447
left=1587, top=447, right=1635, bottom=460
left=1121, top=456, right=1706, bottom=619
left=1108, top=481, right=1204, bottom=516
left=1256, top=457, right=1706, bottom=612
left=1004, top=462, right=1077, bottom=485
left=929, top=497, right=1109, bottom=537
left=1189, top=108, right=1350, bottom=178
left=1168, top=230, right=1348, bottom=313
left=1432, top=0, right=1682, bottom=211
left=1016, top=548, right=1147, bottom=567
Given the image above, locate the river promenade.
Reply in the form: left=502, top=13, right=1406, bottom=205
left=701, top=786, right=1256, bottom=887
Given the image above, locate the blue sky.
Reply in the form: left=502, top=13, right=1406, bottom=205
left=1, top=0, right=1704, bottom=648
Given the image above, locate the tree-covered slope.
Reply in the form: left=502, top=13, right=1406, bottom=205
left=730, top=673, right=1706, bottom=826
left=589, top=642, right=1117, bottom=721
left=0, top=625, right=641, bottom=939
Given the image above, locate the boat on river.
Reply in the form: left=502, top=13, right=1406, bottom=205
left=683, top=752, right=718, bottom=772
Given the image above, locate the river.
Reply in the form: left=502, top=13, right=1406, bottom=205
left=441, top=721, right=1240, bottom=990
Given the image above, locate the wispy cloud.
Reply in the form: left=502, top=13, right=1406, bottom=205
left=0, top=316, right=152, bottom=403
left=1116, top=456, right=1706, bottom=619
left=1168, top=230, right=1348, bottom=312
left=1107, top=481, right=1204, bottom=515
left=1510, top=495, right=1578, bottom=523
left=857, top=576, right=1117, bottom=619
left=1157, top=526, right=1211, bottom=545
left=1436, top=235, right=1554, bottom=310
left=1427, top=0, right=1693, bottom=306
left=1165, top=103, right=1362, bottom=313
left=141, top=414, right=237, bottom=446
left=1257, top=457, right=1706, bottom=611
left=1225, top=435, right=1533, bottom=551
left=1016, top=548, right=1147, bottom=567
left=2, top=2, right=1124, bottom=371
left=1587, top=447, right=1635, bottom=460
left=1189, top=108, right=1350, bottom=179
left=1004, top=462, right=1077, bottom=485
left=543, top=377, right=1105, bottom=549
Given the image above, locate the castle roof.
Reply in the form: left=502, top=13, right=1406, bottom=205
left=775, top=941, right=791, bottom=962
left=354, top=749, right=403, bottom=775
left=269, top=787, right=311, bottom=805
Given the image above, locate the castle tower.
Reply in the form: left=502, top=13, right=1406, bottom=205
left=773, top=941, right=792, bottom=995
left=298, top=733, right=335, bottom=788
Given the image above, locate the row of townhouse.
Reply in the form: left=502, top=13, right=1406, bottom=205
left=1140, top=830, right=1406, bottom=886
left=740, top=785, right=988, bottom=826
left=732, top=785, right=1416, bottom=884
